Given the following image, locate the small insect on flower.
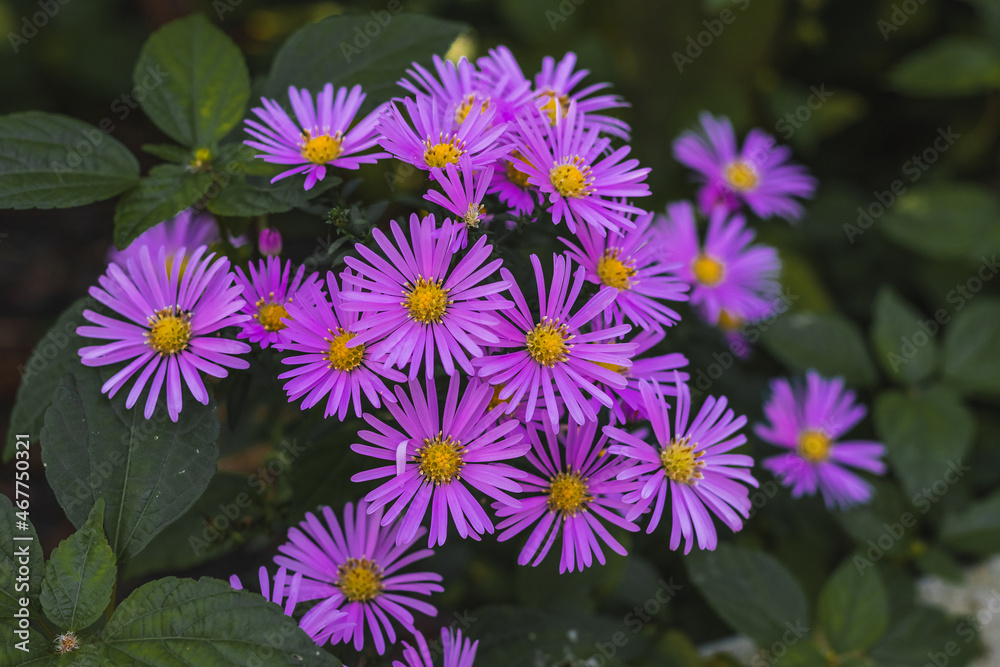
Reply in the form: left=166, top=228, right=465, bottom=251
left=394, top=627, right=479, bottom=667
left=274, top=500, right=443, bottom=655
left=77, top=245, right=251, bottom=422
left=756, top=371, right=887, bottom=509
left=673, top=112, right=816, bottom=221
left=234, top=256, right=318, bottom=348
left=245, top=83, right=387, bottom=190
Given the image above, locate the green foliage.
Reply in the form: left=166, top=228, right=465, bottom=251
left=889, top=36, right=1000, bottom=97
left=817, top=558, right=889, bottom=654
left=942, top=298, right=1000, bottom=397
left=761, top=312, right=877, bottom=386
left=112, top=164, right=213, bottom=249
left=941, top=491, right=1000, bottom=556
left=871, top=286, right=937, bottom=385
left=0, top=495, right=43, bottom=619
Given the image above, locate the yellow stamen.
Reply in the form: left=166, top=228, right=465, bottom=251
left=597, top=249, right=636, bottom=290
left=718, top=310, right=743, bottom=331
left=336, top=557, right=383, bottom=602
left=692, top=254, right=725, bottom=287
left=506, top=150, right=532, bottom=188
left=595, top=361, right=626, bottom=375
left=254, top=295, right=289, bottom=332
left=797, top=430, right=832, bottom=463
left=660, top=437, right=705, bottom=485
left=463, top=203, right=486, bottom=229
left=189, top=147, right=212, bottom=172
left=488, top=384, right=507, bottom=411
left=526, top=319, right=571, bottom=367
left=300, top=131, right=344, bottom=164
left=146, top=306, right=192, bottom=355
left=404, top=278, right=450, bottom=324
left=550, top=157, right=591, bottom=198
left=725, top=161, right=759, bottom=191
left=547, top=472, right=592, bottom=515
left=423, top=135, right=465, bottom=168
left=537, top=89, right=571, bottom=125
left=54, top=632, right=81, bottom=655
left=415, top=433, right=464, bottom=484
left=455, top=94, right=490, bottom=125
left=325, top=328, right=365, bottom=372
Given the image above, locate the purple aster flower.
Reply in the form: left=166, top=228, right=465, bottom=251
left=600, top=329, right=689, bottom=424
left=474, top=253, right=637, bottom=431
left=659, top=201, right=781, bottom=327
left=394, top=628, right=479, bottom=667
left=108, top=208, right=219, bottom=267
left=277, top=271, right=404, bottom=420
left=233, top=256, right=318, bottom=348
left=229, top=566, right=305, bottom=618
left=244, top=83, right=387, bottom=190
left=377, top=95, right=510, bottom=173
left=561, top=211, right=689, bottom=330
left=756, top=371, right=886, bottom=509
left=274, top=500, right=443, bottom=654
left=604, top=376, right=758, bottom=553
left=495, top=419, right=639, bottom=573
left=512, top=102, right=649, bottom=236
left=487, top=149, right=539, bottom=216
left=673, top=112, right=816, bottom=221
left=77, top=245, right=250, bottom=422
left=258, top=227, right=282, bottom=256
left=341, top=214, right=512, bottom=379
left=425, top=156, right=493, bottom=250
left=352, top=373, right=529, bottom=547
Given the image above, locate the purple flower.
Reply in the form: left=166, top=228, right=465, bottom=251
left=258, top=228, right=282, bottom=256
left=756, top=371, right=886, bottom=509
left=77, top=245, right=250, bottom=421
left=229, top=566, right=307, bottom=619
left=274, top=500, right=443, bottom=654
left=673, top=112, right=816, bottom=221
left=496, top=419, right=639, bottom=573
left=659, top=201, right=781, bottom=327
left=341, top=214, right=512, bottom=379
left=245, top=83, right=386, bottom=190
left=487, top=150, right=539, bottom=216
left=394, top=627, right=479, bottom=667
left=561, top=211, right=689, bottom=330
left=513, top=102, right=649, bottom=236
left=378, top=95, right=509, bottom=173
left=233, top=256, right=318, bottom=348
left=107, top=208, right=223, bottom=267
left=604, top=376, right=758, bottom=553
left=599, top=329, right=689, bottom=424
left=352, top=374, right=529, bottom=547
left=277, top=271, right=404, bottom=420
left=474, top=253, right=637, bottom=431
left=425, top=156, right=493, bottom=250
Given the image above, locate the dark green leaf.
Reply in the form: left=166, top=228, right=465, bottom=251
left=141, top=143, right=191, bottom=163
left=264, top=13, right=466, bottom=108
left=95, top=577, right=341, bottom=666
left=113, top=164, right=213, bottom=249
left=686, top=544, right=809, bottom=647
left=40, top=365, right=219, bottom=562
left=206, top=173, right=341, bottom=217
left=134, top=14, right=250, bottom=147
left=0, top=621, right=56, bottom=665
left=915, top=546, right=966, bottom=582
left=941, top=491, right=1000, bottom=556
left=942, top=298, right=1000, bottom=397
left=770, top=640, right=828, bottom=666
left=0, top=495, right=43, bottom=619
left=653, top=630, right=702, bottom=667
left=835, top=479, right=913, bottom=556
left=874, top=386, right=975, bottom=497
left=761, top=312, right=878, bottom=386
left=889, top=36, right=1000, bottom=97
left=871, top=286, right=937, bottom=385
left=39, top=500, right=115, bottom=632
left=817, top=557, right=889, bottom=653
left=870, top=606, right=978, bottom=667
left=0, top=112, right=139, bottom=209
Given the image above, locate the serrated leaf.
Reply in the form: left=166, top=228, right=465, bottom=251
left=39, top=500, right=115, bottom=632
left=817, top=557, right=889, bottom=653
left=874, top=386, right=975, bottom=497
left=40, top=365, right=219, bottom=562
left=0, top=495, right=43, bottom=619
left=113, top=164, right=212, bottom=249
left=134, top=14, right=250, bottom=147
left=686, top=544, right=809, bottom=647
left=94, top=577, right=341, bottom=666
left=942, top=298, right=1000, bottom=397
left=264, top=13, right=466, bottom=108
left=0, top=112, right=139, bottom=209
left=889, top=36, right=1000, bottom=97
left=871, top=286, right=938, bottom=385
left=940, top=491, right=1000, bottom=556
left=761, top=312, right=878, bottom=386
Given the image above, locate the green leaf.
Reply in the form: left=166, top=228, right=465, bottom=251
left=141, top=143, right=191, bottom=163
left=771, top=640, right=829, bottom=666
left=653, top=630, right=702, bottom=667
left=40, top=365, right=220, bottom=562
left=134, top=14, right=250, bottom=147
left=113, top=164, right=212, bottom=249
left=94, top=577, right=341, bottom=666
left=817, top=557, right=889, bottom=653
left=4, top=296, right=91, bottom=463
left=870, top=606, right=978, bottom=667
left=39, top=500, right=115, bottom=632
left=942, top=298, right=1000, bottom=397
left=0, top=112, right=139, bottom=209
left=889, top=36, right=1000, bottom=97
left=915, top=545, right=966, bottom=582
left=871, top=286, right=938, bottom=385
left=761, top=312, right=878, bottom=386
left=206, top=172, right=341, bottom=217
left=0, top=621, right=56, bottom=665
left=835, top=479, right=912, bottom=555
left=941, top=491, right=1000, bottom=556
left=874, top=386, right=975, bottom=497
left=686, top=544, right=809, bottom=647
left=264, top=13, right=466, bottom=107
left=0, top=495, right=43, bottom=619
left=880, top=184, right=1000, bottom=261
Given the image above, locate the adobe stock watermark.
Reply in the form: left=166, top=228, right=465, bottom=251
left=339, top=0, right=414, bottom=63
left=546, top=0, right=585, bottom=30
left=672, top=0, right=752, bottom=73
left=877, top=0, right=928, bottom=41
left=587, top=578, right=683, bottom=665
left=843, top=126, right=960, bottom=244
left=774, top=85, right=834, bottom=140
left=749, top=620, right=810, bottom=666
left=7, top=0, right=71, bottom=54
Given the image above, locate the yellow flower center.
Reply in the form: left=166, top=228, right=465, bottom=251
left=526, top=319, right=571, bottom=367
left=336, top=557, right=383, bottom=602
left=325, top=328, right=365, bottom=372
left=54, top=632, right=81, bottom=655
left=404, top=277, right=450, bottom=324
left=255, top=297, right=289, bottom=332
left=146, top=307, right=192, bottom=355
left=692, top=254, right=725, bottom=287
left=537, top=89, right=571, bottom=124
left=463, top=203, right=486, bottom=229
left=416, top=433, right=464, bottom=484
left=797, top=430, right=832, bottom=463
left=189, top=147, right=212, bottom=172
left=549, top=157, right=591, bottom=198
left=725, top=160, right=759, bottom=191
left=300, top=131, right=344, bottom=164
left=423, top=135, right=465, bottom=168
left=455, top=94, right=490, bottom=125
left=594, top=361, right=626, bottom=375
left=718, top=310, right=743, bottom=331
left=597, top=249, right=636, bottom=290
left=547, top=472, right=591, bottom=515
left=488, top=384, right=507, bottom=411
left=660, top=437, right=705, bottom=485
left=506, top=150, right=532, bottom=188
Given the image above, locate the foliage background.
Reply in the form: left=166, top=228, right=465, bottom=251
left=2, top=0, right=1000, bottom=665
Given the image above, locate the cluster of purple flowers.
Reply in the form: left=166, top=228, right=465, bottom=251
left=74, top=45, right=885, bottom=663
